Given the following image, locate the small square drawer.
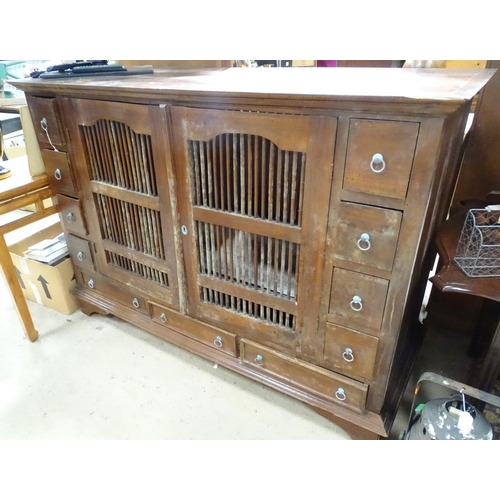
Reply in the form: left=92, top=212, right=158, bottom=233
left=241, top=339, right=368, bottom=413
left=328, top=267, right=389, bottom=332
left=41, top=150, right=76, bottom=196
left=26, top=95, right=67, bottom=150
left=323, top=323, right=379, bottom=381
left=150, top=302, right=238, bottom=357
left=343, top=118, right=419, bottom=200
left=66, top=234, right=95, bottom=273
left=57, top=195, right=88, bottom=237
left=80, top=271, right=148, bottom=314
left=333, top=202, right=402, bottom=272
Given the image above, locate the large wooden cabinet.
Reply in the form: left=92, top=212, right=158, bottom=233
left=14, top=67, right=494, bottom=438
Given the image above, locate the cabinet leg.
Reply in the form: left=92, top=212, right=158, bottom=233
left=310, top=406, right=380, bottom=440
left=0, top=234, right=38, bottom=342
left=79, top=299, right=111, bottom=318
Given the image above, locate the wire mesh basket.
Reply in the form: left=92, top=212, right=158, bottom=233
left=455, top=207, right=500, bottom=277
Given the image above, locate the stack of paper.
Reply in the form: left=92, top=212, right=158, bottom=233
left=23, top=233, right=69, bottom=265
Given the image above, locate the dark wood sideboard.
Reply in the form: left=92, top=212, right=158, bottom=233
left=12, top=67, right=494, bottom=439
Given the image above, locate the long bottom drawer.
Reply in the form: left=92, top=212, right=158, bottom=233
left=150, top=301, right=238, bottom=358
left=241, top=339, right=368, bottom=413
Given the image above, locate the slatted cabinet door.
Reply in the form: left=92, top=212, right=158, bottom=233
left=171, top=107, right=336, bottom=355
left=63, top=99, right=179, bottom=308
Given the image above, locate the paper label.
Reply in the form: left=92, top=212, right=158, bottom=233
left=20, top=257, right=30, bottom=275
left=457, top=410, right=474, bottom=434
left=29, top=282, right=43, bottom=305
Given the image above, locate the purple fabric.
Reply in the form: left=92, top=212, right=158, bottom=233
left=316, top=60, right=337, bottom=67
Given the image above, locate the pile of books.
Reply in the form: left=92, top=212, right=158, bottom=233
left=23, top=232, right=69, bottom=265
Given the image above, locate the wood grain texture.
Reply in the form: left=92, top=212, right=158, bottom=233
left=343, top=119, right=419, bottom=199
left=21, top=69, right=494, bottom=438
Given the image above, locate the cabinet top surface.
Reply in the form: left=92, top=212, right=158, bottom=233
left=12, top=67, right=495, bottom=104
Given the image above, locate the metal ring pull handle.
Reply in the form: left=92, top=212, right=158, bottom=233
left=357, top=233, right=371, bottom=251
left=370, top=153, right=386, bottom=173
left=54, top=168, right=62, bottom=181
left=40, top=118, right=59, bottom=152
left=88, top=279, right=95, bottom=289
left=160, top=313, right=167, bottom=323
left=67, top=213, right=76, bottom=223
left=350, top=295, right=363, bottom=312
left=214, top=336, right=223, bottom=348
left=342, top=348, right=355, bottom=363
left=132, top=298, right=140, bottom=308
left=255, top=354, right=263, bottom=365
left=77, top=251, right=85, bottom=261
left=335, top=388, right=346, bottom=401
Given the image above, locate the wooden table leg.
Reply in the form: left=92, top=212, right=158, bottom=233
left=0, top=233, right=38, bottom=342
left=476, top=318, right=500, bottom=392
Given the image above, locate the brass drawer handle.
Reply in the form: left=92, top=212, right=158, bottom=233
left=88, top=279, right=95, bottom=289
left=335, top=388, right=346, bottom=401
left=160, top=312, right=167, bottom=323
left=350, top=295, right=363, bottom=312
left=255, top=354, right=263, bottom=365
left=77, top=251, right=85, bottom=261
left=214, top=336, right=223, bottom=348
left=342, top=348, right=355, bottom=363
left=40, top=117, right=59, bottom=152
left=67, top=213, right=76, bottom=223
left=132, top=298, right=140, bottom=308
left=357, top=233, right=371, bottom=251
left=54, top=168, right=62, bottom=181
left=370, top=153, right=386, bottom=173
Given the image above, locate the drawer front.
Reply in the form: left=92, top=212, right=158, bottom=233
left=241, top=339, right=368, bottom=413
left=81, top=271, right=148, bottom=314
left=343, top=119, right=419, bottom=200
left=150, top=302, right=238, bottom=357
left=57, top=195, right=88, bottom=237
left=26, top=95, right=66, bottom=150
left=323, top=323, right=379, bottom=380
left=41, top=150, right=76, bottom=196
left=333, top=202, right=402, bottom=272
left=66, top=234, right=95, bottom=273
left=329, top=267, right=389, bottom=332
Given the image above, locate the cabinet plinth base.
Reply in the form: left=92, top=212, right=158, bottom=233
left=310, top=405, right=381, bottom=440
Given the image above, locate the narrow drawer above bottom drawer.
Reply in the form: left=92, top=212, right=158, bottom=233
left=66, top=234, right=95, bottom=273
left=323, top=323, right=379, bottom=381
left=241, top=339, right=368, bottom=413
left=150, top=302, right=238, bottom=358
left=79, top=271, right=148, bottom=314
left=57, top=195, right=88, bottom=237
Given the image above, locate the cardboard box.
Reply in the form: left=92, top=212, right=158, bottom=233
left=8, top=222, right=79, bottom=315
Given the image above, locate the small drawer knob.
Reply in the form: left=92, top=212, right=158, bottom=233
left=54, top=168, right=62, bottom=181
left=357, top=233, right=371, bottom=251
left=67, top=213, right=76, bottom=223
left=160, top=313, right=167, bottom=323
left=77, top=251, right=85, bottom=261
left=181, top=225, right=188, bottom=236
left=255, top=354, right=263, bottom=365
left=214, top=336, right=223, bottom=348
left=335, top=388, right=346, bottom=401
left=132, top=298, right=140, bottom=308
left=370, top=153, right=386, bottom=173
left=342, top=348, right=355, bottom=363
left=350, top=295, right=363, bottom=312
left=88, top=279, right=95, bottom=289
